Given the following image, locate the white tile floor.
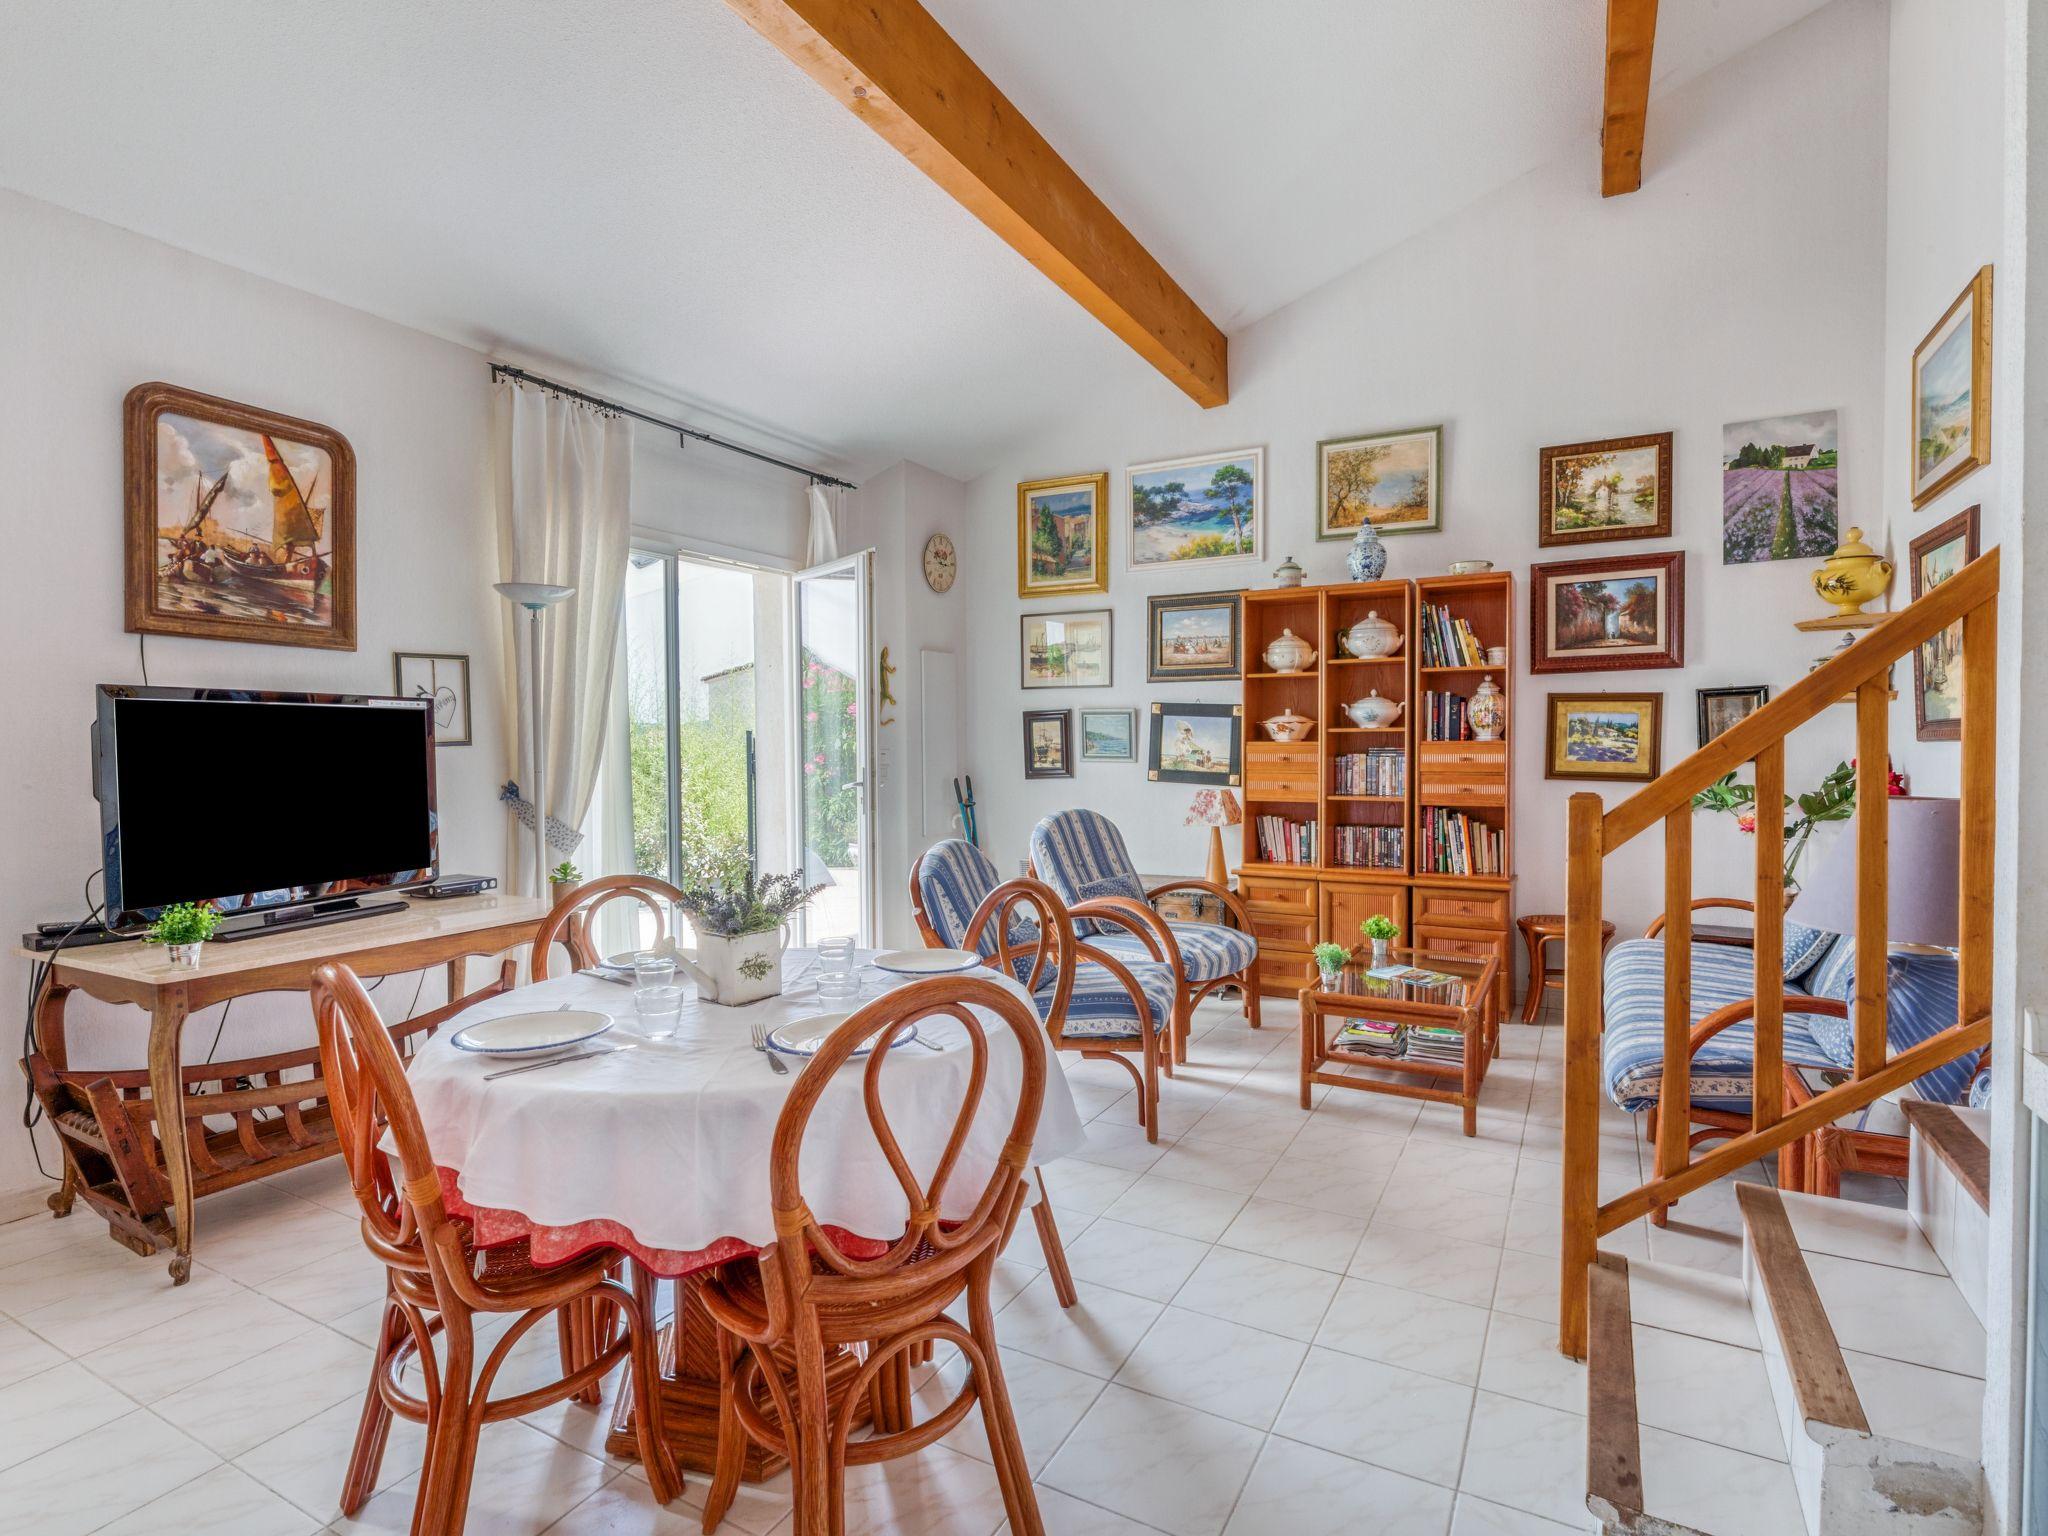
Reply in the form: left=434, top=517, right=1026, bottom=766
left=0, top=994, right=1896, bottom=1536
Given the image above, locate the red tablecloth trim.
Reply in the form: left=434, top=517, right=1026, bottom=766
left=436, top=1166, right=888, bottom=1278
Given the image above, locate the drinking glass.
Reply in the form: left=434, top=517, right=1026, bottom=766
left=815, top=936, right=859, bottom=1002
left=633, top=983, right=684, bottom=1040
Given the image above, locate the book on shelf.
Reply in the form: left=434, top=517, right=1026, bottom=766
left=1330, top=1017, right=1404, bottom=1057
left=1254, top=815, right=1317, bottom=865
left=1423, top=690, right=1472, bottom=742
left=1334, top=748, right=1406, bottom=796
left=1328, top=824, right=1404, bottom=871
left=1418, top=805, right=1505, bottom=876
left=1418, top=601, right=1486, bottom=668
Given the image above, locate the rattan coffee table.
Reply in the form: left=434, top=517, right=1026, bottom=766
left=1299, top=947, right=1501, bottom=1134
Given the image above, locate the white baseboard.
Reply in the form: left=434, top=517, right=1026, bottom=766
left=0, top=1184, right=56, bottom=1226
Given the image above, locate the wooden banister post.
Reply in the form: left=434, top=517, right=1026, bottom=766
left=1656, top=810, right=1691, bottom=1195
left=1853, top=687, right=1890, bottom=1077
left=1958, top=598, right=1996, bottom=1028
left=1560, top=792, right=1606, bottom=1360
left=1753, top=744, right=1785, bottom=1128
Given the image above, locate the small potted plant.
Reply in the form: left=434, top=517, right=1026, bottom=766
left=549, top=859, right=583, bottom=903
left=668, top=870, right=827, bottom=1005
left=1312, top=942, right=1350, bottom=989
left=1361, top=914, right=1400, bottom=968
left=146, top=901, right=221, bottom=970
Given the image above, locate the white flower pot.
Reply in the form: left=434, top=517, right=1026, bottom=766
left=166, top=941, right=204, bottom=970
left=668, top=927, right=789, bottom=1006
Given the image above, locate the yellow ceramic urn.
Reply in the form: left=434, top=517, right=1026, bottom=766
left=1811, top=526, right=1894, bottom=617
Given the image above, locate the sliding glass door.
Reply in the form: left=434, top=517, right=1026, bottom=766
left=793, top=550, right=874, bottom=945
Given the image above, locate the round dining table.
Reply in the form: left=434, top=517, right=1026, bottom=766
left=404, top=947, right=1086, bottom=1479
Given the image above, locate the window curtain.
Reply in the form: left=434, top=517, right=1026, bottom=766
left=806, top=481, right=841, bottom=566
left=494, top=378, right=633, bottom=894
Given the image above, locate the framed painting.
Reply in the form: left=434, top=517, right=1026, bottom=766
left=1545, top=692, right=1663, bottom=782
left=1696, top=685, right=1768, bottom=748
left=1019, top=609, right=1112, bottom=689
left=1911, top=266, right=1994, bottom=508
left=1909, top=505, right=1980, bottom=741
left=1080, top=707, right=1139, bottom=762
left=1148, top=702, right=1243, bottom=787
left=1722, top=411, right=1839, bottom=564
left=1022, top=709, right=1073, bottom=779
left=1127, top=448, right=1263, bottom=570
left=1146, top=591, right=1242, bottom=682
left=1537, top=431, right=1671, bottom=547
left=1318, top=425, right=1441, bottom=538
left=394, top=651, right=473, bottom=747
left=125, top=382, right=357, bottom=649
left=1529, top=550, right=1685, bottom=673
left=1017, top=471, right=1109, bottom=598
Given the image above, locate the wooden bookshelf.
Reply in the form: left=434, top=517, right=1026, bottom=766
left=1237, top=573, right=1516, bottom=1013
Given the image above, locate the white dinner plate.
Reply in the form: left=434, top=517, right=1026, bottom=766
left=869, top=949, right=980, bottom=976
left=451, top=1009, right=615, bottom=1056
left=767, top=1013, right=923, bottom=1058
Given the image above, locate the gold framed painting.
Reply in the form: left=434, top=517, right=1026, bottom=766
left=1317, top=426, right=1441, bottom=538
left=1911, top=266, right=1993, bottom=508
left=124, top=381, right=357, bottom=649
left=1017, top=471, right=1109, bottom=597
left=1544, top=692, right=1663, bottom=782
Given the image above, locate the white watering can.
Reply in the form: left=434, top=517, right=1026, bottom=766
left=654, top=927, right=790, bottom=1006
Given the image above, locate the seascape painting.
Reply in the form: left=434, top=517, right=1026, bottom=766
left=1721, top=410, right=1838, bottom=564
left=1019, top=610, right=1111, bottom=689
left=124, top=383, right=356, bottom=649
left=1538, top=433, right=1670, bottom=546
left=1146, top=591, right=1241, bottom=681
left=1128, top=449, right=1262, bottom=568
left=1912, top=268, right=1992, bottom=506
left=1546, top=693, right=1662, bottom=781
left=1080, top=708, right=1137, bottom=762
left=1318, top=427, right=1440, bottom=537
left=1148, top=702, right=1242, bottom=786
left=1017, top=472, right=1108, bottom=597
left=1022, top=709, right=1073, bottom=778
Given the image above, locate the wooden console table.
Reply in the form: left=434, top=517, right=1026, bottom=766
left=22, top=893, right=550, bottom=1283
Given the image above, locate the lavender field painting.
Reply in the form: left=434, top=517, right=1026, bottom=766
left=1722, top=410, right=1839, bottom=564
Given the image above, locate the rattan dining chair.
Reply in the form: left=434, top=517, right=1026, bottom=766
left=696, top=974, right=1050, bottom=1536
left=310, top=961, right=683, bottom=1534
left=530, top=872, right=687, bottom=981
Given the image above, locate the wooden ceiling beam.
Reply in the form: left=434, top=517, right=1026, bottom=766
left=1601, top=0, right=1659, bottom=197
left=721, top=0, right=1229, bottom=407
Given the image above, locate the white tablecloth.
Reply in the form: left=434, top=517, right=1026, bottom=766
left=405, top=950, right=1084, bottom=1262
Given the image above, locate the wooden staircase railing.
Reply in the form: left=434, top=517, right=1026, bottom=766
left=1558, top=547, right=1999, bottom=1358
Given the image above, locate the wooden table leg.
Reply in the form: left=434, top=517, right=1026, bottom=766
left=35, top=981, right=79, bottom=1218
left=146, top=988, right=196, bottom=1284
left=1461, top=1021, right=1479, bottom=1137
left=1298, top=993, right=1316, bottom=1110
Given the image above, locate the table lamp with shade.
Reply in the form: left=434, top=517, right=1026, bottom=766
left=1186, top=788, right=1243, bottom=889
left=495, top=580, right=575, bottom=896
left=1787, top=795, right=1959, bottom=954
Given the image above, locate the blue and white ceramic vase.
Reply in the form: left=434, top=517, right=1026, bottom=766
left=1346, top=521, right=1387, bottom=582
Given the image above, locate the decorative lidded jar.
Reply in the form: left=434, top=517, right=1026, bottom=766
left=1811, top=527, right=1894, bottom=617
left=1467, top=675, right=1505, bottom=741
left=1341, top=611, right=1402, bottom=659
left=1262, top=628, right=1317, bottom=673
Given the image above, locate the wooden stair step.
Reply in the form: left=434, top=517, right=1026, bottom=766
left=1584, top=1252, right=1645, bottom=1531
left=1735, top=1182, right=1868, bottom=1435
left=1899, top=1100, right=1990, bottom=1214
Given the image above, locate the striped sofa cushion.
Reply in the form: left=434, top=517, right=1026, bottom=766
left=1090, top=924, right=1258, bottom=986
left=1029, top=810, right=1150, bottom=934
left=1802, top=944, right=1980, bottom=1106
left=1042, top=960, right=1175, bottom=1041
left=1601, top=938, right=1838, bottom=1112
left=913, top=838, right=1039, bottom=981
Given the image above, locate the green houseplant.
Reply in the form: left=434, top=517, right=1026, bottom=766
left=1692, top=760, right=1856, bottom=891
left=145, top=902, right=221, bottom=969
left=1360, top=914, right=1400, bottom=966
left=549, top=860, right=582, bottom=901
left=1312, top=941, right=1350, bottom=986
left=665, top=871, right=827, bottom=1005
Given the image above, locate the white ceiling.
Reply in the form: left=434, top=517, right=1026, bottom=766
left=0, top=0, right=1832, bottom=481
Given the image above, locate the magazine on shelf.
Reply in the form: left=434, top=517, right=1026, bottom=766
left=1365, top=964, right=1460, bottom=986
left=1329, top=1017, right=1404, bottom=1057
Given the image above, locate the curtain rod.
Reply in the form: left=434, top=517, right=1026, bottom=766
left=489, top=363, right=858, bottom=490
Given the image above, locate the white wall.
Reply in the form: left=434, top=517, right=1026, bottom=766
left=958, top=0, right=1889, bottom=958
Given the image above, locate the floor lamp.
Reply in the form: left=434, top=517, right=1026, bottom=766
left=495, top=581, right=575, bottom=895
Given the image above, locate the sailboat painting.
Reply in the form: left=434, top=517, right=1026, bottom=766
left=124, top=383, right=357, bottom=649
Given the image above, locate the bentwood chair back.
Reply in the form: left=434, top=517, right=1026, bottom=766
left=311, top=961, right=682, bottom=1534
left=696, top=974, right=1050, bottom=1536
left=530, top=873, right=687, bottom=980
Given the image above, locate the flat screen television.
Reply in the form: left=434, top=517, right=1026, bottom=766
left=94, top=685, right=439, bottom=929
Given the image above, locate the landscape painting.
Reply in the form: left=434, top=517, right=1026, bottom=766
left=1019, top=609, right=1111, bottom=689
left=124, top=382, right=356, bottom=649
left=1147, top=591, right=1241, bottom=681
left=1546, top=693, right=1662, bottom=782
left=1909, top=505, right=1980, bottom=741
left=1148, top=702, right=1243, bottom=786
left=1721, top=409, right=1839, bottom=564
left=1318, top=426, right=1441, bottom=537
left=1017, top=471, right=1108, bottom=597
left=1530, top=551, right=1684, bottom=673
left=1080, top=707, right=1138, bottom=762
left=1537, top=432, right=1671, bottom=546
left=1128, top=448, right=1263, bottom=569
left=1912, top=266, right=1993, bottom=507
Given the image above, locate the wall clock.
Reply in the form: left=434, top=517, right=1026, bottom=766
left=922, top=532, right=958, bottom=593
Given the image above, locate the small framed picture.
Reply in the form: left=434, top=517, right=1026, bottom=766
left=1148, top=702, right=1243, bottom=787
left=1020, top=608, right=1112, bottom=689
left=1909, top=504, right=1981, bottom=741
left=1146, top=591, right=1242, bottom=682
left=1127, top=448, right=1263, bottom=570
left=1911, top=266, right=1993, bottom=508
left=1080, top=707, right=1139, bottom=762
left=1017, top=471, right=1109, bottom=598
left=1023, top=709, right=1073, bottom=778
left=1696, top=685, right=1769, bottom=747
left=1318, top=425, right=1442, bottom=538
left=1537, top=431, right=1672, bottom=547
left=1529, top=550, right=1685, bottom=673
left=1545, top=692, right=1663, bottom=782
left=394, top=651, right=473, bottom=746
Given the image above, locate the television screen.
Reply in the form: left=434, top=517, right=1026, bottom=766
left=96, top=687, right=438, bottom=925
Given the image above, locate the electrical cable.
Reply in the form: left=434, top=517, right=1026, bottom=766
left=20, top=868, right=105, bottom=1181
left=137, top=632, right=149, bottom=686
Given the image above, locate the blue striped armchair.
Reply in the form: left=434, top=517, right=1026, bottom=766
left=1026, top=809, right=1260, bottom=1064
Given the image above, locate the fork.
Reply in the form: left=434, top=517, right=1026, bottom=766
left=749, top=1024, right=789, bottom=1075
